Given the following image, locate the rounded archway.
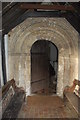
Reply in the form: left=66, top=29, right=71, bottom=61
left=31, top=40, right=58, bottom=95
left=8, top=17, right=78, bottom=97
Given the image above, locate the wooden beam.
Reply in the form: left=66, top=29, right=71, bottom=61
left=2, top=11, right=60, bottom=35
left=3, top=11, right=80, bottom=35
left=20, top=4, right=75, bottom=11
left=2, top=2, right=17, bottom=15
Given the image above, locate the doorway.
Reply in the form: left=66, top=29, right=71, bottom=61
left=31, top=40, right=58, bottom=95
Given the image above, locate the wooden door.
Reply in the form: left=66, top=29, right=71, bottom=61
left=31, top=41, right=49, bottom=93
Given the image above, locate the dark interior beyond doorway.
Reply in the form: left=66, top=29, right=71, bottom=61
left=31, top=40, right=58, bottom=95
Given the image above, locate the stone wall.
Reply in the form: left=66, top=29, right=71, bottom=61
left=8, top=18, right=79, bottom=97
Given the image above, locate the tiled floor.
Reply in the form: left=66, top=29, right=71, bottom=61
left=18, top=95, right=78, bottom=118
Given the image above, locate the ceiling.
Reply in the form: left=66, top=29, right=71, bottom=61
left=2, top=2, right=80, bottom=35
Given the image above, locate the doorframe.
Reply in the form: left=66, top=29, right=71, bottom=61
left=30, top=40, right=58, bottom=94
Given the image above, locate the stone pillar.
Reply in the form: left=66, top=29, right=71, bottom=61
left=14, top=53, right=31, bottom=96
left=69, top=56, right=78, bottom=85
left=63, top=57, right=70, bottom=88
left=4, top=34, right=8, bottom=81
left=57, top=56, right=64, bottom=98
left=25, top=54, right=31, bottom=96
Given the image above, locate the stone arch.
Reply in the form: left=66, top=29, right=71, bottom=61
left=8, top=18, right=79, bottom=97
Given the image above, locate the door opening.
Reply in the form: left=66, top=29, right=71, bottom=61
left=31, top=40, right=58, bottom=95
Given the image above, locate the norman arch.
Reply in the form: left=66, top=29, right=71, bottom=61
left=8, top=18, right=78, bottom=97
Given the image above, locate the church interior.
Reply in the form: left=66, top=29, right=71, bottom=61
left=1, top=2, right=80, bottom=119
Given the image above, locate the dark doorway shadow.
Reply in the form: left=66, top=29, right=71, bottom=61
left=31, top=40, right=58, bottom=95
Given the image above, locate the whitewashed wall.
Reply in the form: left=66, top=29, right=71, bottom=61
left=8, top=18, right=79, bottom=97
